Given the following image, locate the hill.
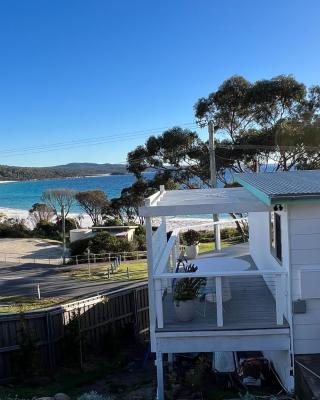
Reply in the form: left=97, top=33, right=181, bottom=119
left=0, top=162, right=128, bottom=181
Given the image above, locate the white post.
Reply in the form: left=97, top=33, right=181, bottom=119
left=156, top=352, right=164, bottom=400
left=145, top=215, right=157, bottom=349
left=276, top=273, right=284, bottom=325
left=37, top=284, right=41, bottom=300
left=216, top=277, right=223, bottom=327
left=155, top=279, right=164, bottom=328
left=208, top=122, right=221, bottom=251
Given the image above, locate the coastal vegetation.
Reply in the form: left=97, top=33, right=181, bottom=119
left=0, top=162, right=126, bottom=181
left=123, top=75, right=320, bottom=217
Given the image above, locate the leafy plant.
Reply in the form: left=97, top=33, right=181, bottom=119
left=173, top=264, right=205, bottom=303
left=183, top=229, right=201, bottom=246
left=77, top=391, right=113, bottom=400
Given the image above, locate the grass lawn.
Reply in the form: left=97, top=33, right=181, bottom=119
left=69, top=241, right=244, bottom=282
left=0, top=295, right=67, bottom=313
left=69, top=260, right=148, bottom=282
left=198, top=239, right=238, bottom=253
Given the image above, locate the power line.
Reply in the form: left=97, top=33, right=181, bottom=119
left=0, top=122, right=199, bottom=158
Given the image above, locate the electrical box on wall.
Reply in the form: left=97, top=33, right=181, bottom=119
left=300, top=269, right=320, bottom=299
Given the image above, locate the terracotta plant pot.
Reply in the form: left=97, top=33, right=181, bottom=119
left=185, top=244, right=199, bottom=259
left=174, top=300, right=195, bottom=322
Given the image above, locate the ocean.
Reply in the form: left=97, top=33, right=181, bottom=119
left=0, top=174, right=141, bottom=212
left=0, top=173, right=229, bottom=220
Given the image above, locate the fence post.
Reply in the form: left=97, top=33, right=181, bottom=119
left=107, top=268, right=110, bottom=279
left=76, top=255, right=78, bottom=265
left=127, top=267, right=130, bottom=279
left=37, top=284, right=41, bottom=300
left=94, top=254, right=96, bottom=264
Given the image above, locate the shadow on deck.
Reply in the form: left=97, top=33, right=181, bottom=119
left=158, top=243, right=289, bottom=332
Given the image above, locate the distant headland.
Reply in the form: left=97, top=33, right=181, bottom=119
left=0, top=162, right=128, bottom=181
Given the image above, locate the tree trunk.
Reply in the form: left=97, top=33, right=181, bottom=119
left=229, top=213, right=248, bottom=242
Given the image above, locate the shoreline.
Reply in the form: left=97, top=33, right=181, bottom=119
left=0, top=173, right=131, bottom=184
left=0, top=206, right=238, bottom=231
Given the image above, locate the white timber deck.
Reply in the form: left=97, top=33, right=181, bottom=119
left=157, top=243, right=289, bottom=332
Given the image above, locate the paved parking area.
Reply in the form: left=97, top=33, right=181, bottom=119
left=0, top=238, right=63, bottom=263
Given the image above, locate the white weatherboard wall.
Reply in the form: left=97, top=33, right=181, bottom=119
left=248, top=210, right=289, bottom=315
left=249, top=211, right=293, bottom=391
left=288, top=204, right=320, bottom=354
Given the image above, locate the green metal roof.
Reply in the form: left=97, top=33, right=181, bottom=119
left=235, top=170, right=320, bottom=205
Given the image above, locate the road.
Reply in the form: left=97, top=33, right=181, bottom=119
left=0, top=261, right=145, bottom=299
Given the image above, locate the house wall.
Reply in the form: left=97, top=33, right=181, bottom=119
left=288, top=204, right=320, bottom=354
left=248, top=210, right=290, bottom=313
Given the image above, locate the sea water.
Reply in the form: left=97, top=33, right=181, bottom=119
left=0, top=172, right=229, bottom=219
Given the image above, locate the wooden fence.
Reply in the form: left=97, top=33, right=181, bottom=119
left=0, top=283, right=149, bottom=383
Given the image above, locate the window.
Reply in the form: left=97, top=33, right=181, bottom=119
left=270, top=211, right=282, bottom=263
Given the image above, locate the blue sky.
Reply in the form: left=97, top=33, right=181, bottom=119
left=0, top=0, right=320, bottom=167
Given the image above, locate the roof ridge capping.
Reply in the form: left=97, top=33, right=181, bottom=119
left=235, top=170, right=320, bottom=205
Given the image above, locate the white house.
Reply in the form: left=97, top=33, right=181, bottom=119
left=69, top=226, right=137, bottom=243
left=138, top=170, right=320, bottom=399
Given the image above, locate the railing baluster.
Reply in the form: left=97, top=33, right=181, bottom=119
left=155, top=279, right=164, bottom=328
left=215, top=277, right=223, bottom=327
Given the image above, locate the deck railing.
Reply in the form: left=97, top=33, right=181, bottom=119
left=151, top=229, right=288, bottom=330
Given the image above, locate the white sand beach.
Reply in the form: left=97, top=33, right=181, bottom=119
left=0, top=206, right=238, bottom=232
left=0, top=181, right=17, bottom=184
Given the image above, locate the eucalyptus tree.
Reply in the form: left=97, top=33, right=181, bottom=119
left=76, top=190, right=109, bottom=226
left=194, top=75, right=320, bottom=180
left=42, top=189, right=77, bottom=219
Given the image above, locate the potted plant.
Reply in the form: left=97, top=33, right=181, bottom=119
left=183, top=229, right=201, bottom=259
left=173, top=264, right=206, bottom=322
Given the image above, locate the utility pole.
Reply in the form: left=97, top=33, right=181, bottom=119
left=62, top=204, right=66, bottom=264
left=208, top=121, right=221, bottom=251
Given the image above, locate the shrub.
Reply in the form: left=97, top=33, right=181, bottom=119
left=220, top=227, right=239, bottom=240
left=90, top=232, right=134, bottom=254
left=33, top=220, right=59, bottom=239
left=69, top=237, right=91, bottom=256
left=183, top=229, right=201, bottom=246
left=0, top=219, right=31, bottom=238
left=56, top=217, right=79, bottom=233
left=77, top=391, right=112, bottom=400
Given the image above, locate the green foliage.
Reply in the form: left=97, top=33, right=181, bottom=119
left=56, top=217, right=79, bottom=233
left=77, top=391, right=113, bottom=400
left=0, top=163, right=126, bottom=181
left=33, top=220, right=59, bottom=239
left=89, top=231, right=134, bottom=254
left=183, top=229, right=201, bottom=246
left=69, top=231, right=135, bottom=256
left=0, top=218, right=31, bottom=238
left=76, top=190, right=109, bottom=226
left=173, top=264, right=206, bottom=303
left=29, top=202, right=54, bottom=223
left=69, top=238, right=91, bottom=256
